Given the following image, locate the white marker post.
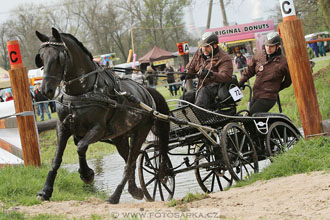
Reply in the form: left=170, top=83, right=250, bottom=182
left=278, top=0, right=325, bottom=137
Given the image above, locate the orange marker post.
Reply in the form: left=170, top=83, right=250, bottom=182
left=278, top=0, right=324, bottom=137
left=7, top=40, right=41, bottom=166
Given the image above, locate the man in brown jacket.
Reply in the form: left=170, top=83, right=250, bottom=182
left=239, top=32, right=291, bottom=115
left=185, top=32, right=233, bottom=109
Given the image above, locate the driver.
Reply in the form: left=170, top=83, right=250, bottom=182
left=185, top=32, right=233, bottom=109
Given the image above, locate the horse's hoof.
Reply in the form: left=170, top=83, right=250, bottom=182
left=79, top=168, right=95, bottom=184
left=106, top=196, right=120, bottom=204
left=129, top=187, right=144, bottom=200
left=36, top=191, right=50, bottom=201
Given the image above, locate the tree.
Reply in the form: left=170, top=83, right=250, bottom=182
left=270, top=0, right=327, bottom=34
left=0, top=0, right=194, bottom=66
left=118, top=0, right=192, bottom=58
left=318, top=0, right=330, bottom=29
left=0, top=23, right=10, bottom=70
left=219, top=0, right=228, bottom=26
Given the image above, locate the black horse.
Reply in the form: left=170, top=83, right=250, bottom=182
left=35, top=28, right=170, bottom=204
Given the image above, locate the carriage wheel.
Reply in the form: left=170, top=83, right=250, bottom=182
left=221, top=122, right=259, bottom=182
left=266, top=121, right=300, bottom=157
left=194, top=144, right=233, bottom=193
left=138, top=144, right=175, bottom=202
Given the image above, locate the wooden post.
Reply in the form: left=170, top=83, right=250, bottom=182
left=278, top=0, right=323, bottom=137
left=7, top=40, right=41, bottom=166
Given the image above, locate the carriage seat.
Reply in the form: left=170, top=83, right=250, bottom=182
left=211, top=75, right=240, bottom=115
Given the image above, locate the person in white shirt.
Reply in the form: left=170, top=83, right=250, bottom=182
left=132, top=69, right=144, bottom=84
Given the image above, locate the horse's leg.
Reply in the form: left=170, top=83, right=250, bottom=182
left=113, top=135, right=129, bottom=163
left=108, top=125, right=151, bottom=204
left=127, top=127, right=151, bottom=200
left=106, top=135, right=130, bottom=204
left=77, top=124, right=105, bottom=184
left=37, top=124, right=71, bottom=201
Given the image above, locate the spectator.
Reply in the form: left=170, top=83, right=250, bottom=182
left=145, top=66, right=155, bottom=87
left=132, top=69, right=144, bottom=84
left=164, top=62, right=178, bottom=96
left=5, top=91, right=14, bottom=101
left=34, top=82, right=51, bottom=121
left=234, top=52, right=247, bottom=76
left=310, top=35, right=319, bottom=57
left=317, top=35, right=326, bottom=57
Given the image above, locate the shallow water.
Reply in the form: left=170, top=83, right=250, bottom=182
left=63, top=148, right=270, bottom=204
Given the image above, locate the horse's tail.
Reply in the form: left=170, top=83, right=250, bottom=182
left=146, top=87, right=170, bottom=162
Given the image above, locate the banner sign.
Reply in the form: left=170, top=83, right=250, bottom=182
left=153, top=58, right=174, bottom=66
left=207, top=20, right=274, bottom=43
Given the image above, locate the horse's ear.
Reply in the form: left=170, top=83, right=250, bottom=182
left=36, top=30, right=49, bottom=42
left=52, top=27, right=62, bottom=42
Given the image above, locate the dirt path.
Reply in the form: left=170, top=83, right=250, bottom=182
left=14, top=171, right=330, bottom=219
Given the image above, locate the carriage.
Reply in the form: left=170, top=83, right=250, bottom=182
left=137, top=83, right=301, bottom=202
left=35, top=28, right=300, bottom=204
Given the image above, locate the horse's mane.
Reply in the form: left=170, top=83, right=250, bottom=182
left=60, top=33, right=94, bottom=61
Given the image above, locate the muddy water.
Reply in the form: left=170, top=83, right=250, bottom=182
left=63, top=151, right=204, bottom=203
left=63, top=150, right=270, bottom=204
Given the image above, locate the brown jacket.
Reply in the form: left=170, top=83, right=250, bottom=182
left=240, top=49, right=291, bottom=100
left=186, top=47, right=233, bottom=88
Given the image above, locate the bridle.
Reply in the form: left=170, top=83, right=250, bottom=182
left=37, top=41, right=101, bottom=90
left=36, top=41, right=70, bottom=84
left=36, top=40, right=122, bottom=100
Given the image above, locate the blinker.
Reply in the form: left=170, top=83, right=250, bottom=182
left=35, top=54, right=43, bottom=68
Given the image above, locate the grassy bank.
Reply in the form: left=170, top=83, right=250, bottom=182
left=235, top=136, right=330, bottom=188
left=0, top=165, right=107, bottom=208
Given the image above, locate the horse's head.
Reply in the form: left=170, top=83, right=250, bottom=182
left=35, top=28, right=69, bottom=99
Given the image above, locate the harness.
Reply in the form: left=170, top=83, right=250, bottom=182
left=37, top=40, right=158, bottom=135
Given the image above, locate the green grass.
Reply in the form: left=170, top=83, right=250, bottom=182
left=0, top=165, right=107, bottom=207
left=0, top=211, right=67, bottom=220
left=39, top=130, right=117, bottom=165
left=167, top=192, right=209, bottom=207
left=0, top=210, right=108, bottom=220
left=235, top=136, right=330, bottom=188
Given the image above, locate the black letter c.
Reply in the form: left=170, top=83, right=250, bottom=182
left=282, top=1, right=292, bottom=14
left=10, top=51, right=18, bottom=63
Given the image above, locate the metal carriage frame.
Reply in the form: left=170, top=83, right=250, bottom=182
left=137, top=99, right=301, bottom=202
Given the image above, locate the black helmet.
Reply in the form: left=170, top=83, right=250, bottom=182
left=199, top=32, right=219, bottom=46
left=265, top=32, right=281, bottom=46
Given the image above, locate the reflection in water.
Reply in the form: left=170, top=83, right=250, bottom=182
left=93, top=157, right=104, bottom=176
left=64, top=151, right=205, bottom=203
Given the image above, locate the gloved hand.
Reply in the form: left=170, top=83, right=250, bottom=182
left=200, top=68, right=213, bottom=79
left=238, top=81, right=245, bottom=90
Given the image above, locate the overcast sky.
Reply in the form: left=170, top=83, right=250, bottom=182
left=0, top=0, right=278, bottom=28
